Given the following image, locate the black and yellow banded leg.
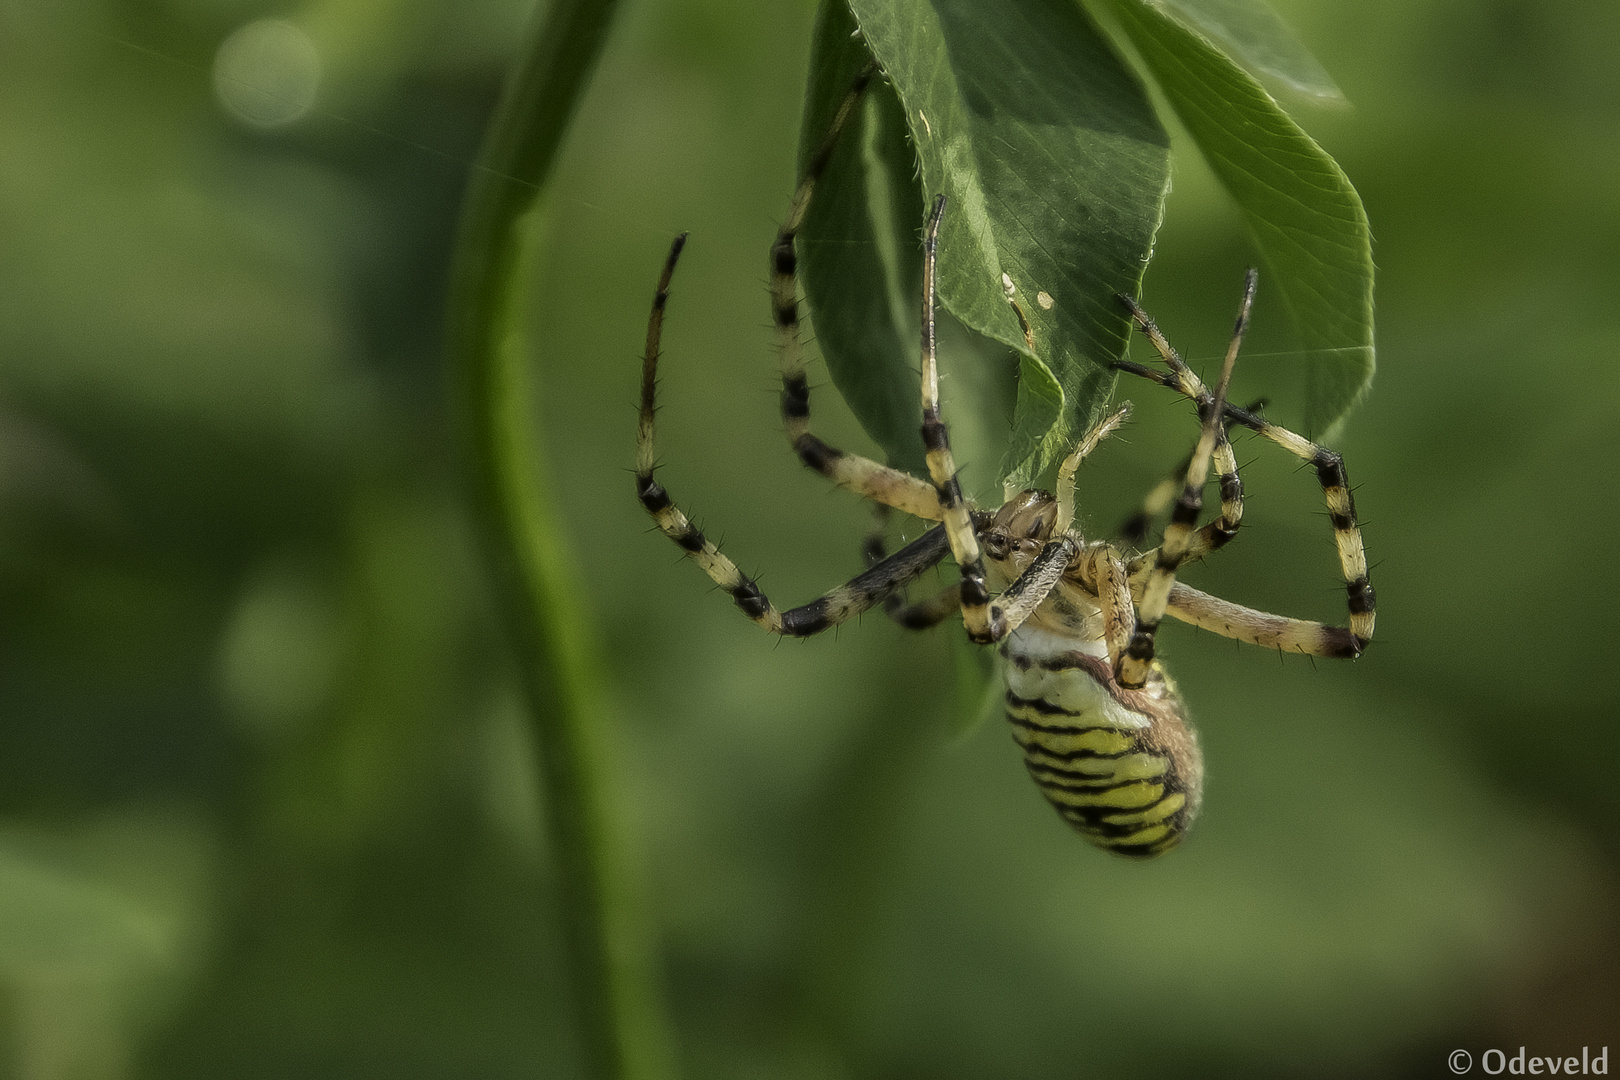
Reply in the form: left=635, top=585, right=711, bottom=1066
left=915, top=194, right=999, bottom=643
left=1116, top=420, right=1251, bottom=569
left=872, top=525, right=1079, bottom=638
left=1244, top=424, right=1373, bottom=648
left=1119, top=271, right=1254, bottom=688
left=1116, top=399, right=1264, bottom=548
left=770, top=63, right=944, bottom=523
left=861, top=505, right=963, bottom=631
left=631, top=459, right=959, bottom=637
left=987, top=404, right=1138, bottom=646
left=997, top=536, right=1082, bottom=633
left=1115, top=296, right=1247, bottom=554
left=635, top=462, right=954, bottom=636
left=1118, top=455, right=1186, bottom=548
left=637, top=230, right=954, bottom=635
left=1161, top=580, right=1363, bottom=659
left=914, top=198, right=1093, bottom=644
left=1114, top=297, right=1375, bottom=650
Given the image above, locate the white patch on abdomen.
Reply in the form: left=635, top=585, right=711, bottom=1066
left=1001, top=626, right=1148, bottom=730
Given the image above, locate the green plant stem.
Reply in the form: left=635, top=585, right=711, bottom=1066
left=446, top=2, right=675, bottom=1077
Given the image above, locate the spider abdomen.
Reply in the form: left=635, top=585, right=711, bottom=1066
left=1002, top=627, right=1203, bottom=858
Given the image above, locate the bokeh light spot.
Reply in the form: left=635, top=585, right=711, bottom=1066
left=212, top=19, right=320, bottom=128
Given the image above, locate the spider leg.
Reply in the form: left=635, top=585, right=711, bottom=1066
left=992, top=534, right=1081, bottom=636
left=867, top=502, right=1079, bottom=637
left=860, top=503, right=893, bottom=571
left=1114, top=294, right=1375, bottom=649
left=1115, top=399, right=1262, bottom=547
left=1114, top=299, right=1246, bottom=555
left=858, top=504, right=959, bottom=630
left=1084, top=545, right=1138, bottom=676
left=1118, top=455, right=1187, bottom=548
left=1163, top=581, right=1361, bottom=658
left=973, top=406, right=1133, bottom=646
left=1054, top=404, right=1132, bottom=536
left=1118, top=271, right=1254, bottom=688
left=912, top=195, right=1005, bottom=644
left=914, top=236, right=1135, bottom=644
left=772, top=64, right=944, bottom=522
left=887, top=582, right=966, bottom=630
left=637, top=236, right=953, bottom=635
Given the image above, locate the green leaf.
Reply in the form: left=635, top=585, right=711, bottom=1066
left=1107, top=0, right=1375, bottom=433
left=801, top=0, right=1171, bottom=488
left=1152, top=0, right=1345, bottom=102
left=799, top=1, right=930, bottom=476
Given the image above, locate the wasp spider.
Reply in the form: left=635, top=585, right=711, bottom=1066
left=635, top=72, right=1375, bottom=858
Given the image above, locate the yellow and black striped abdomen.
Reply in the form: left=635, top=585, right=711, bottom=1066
left=1003, top=628, right=1203, bottom=858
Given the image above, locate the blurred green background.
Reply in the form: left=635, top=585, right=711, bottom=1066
left=2, top=0, right=1618, bottom=1076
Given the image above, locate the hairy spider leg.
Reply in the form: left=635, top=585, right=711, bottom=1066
left=1115, top=397, right=1264, bottom=547
left=1160, top=580, right=1362, bottom=658
left=1119, top=270, right=1253, bottom=688
left=914, top=196, right=1086, bottom=644
left=1115, top=294, right=1247, bottom=557
left=770, top=63, right=944, bottom=522
left=636, top=235, right=954, bottom=636
left=1114, top=290, right=1375, bottom=650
